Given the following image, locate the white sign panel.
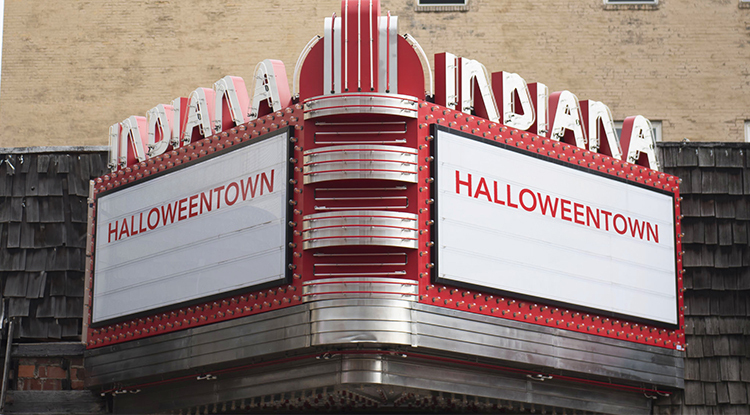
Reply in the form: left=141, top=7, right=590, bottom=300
left=435, top=128, right=677, bottom=325
left=93, top=131, right=289, bottom=324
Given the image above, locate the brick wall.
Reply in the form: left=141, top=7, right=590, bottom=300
left=1, top=0, right=749, bottom=148
left=1, top=344, right=105, bottom=414
left=16, top=357, right=86, bottom=391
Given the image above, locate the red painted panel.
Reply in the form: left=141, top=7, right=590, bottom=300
left=298, top=41, right=325, bottom=101
left=396, top=36, right=426, bottom=98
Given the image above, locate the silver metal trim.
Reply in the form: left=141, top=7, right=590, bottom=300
left=303, top=93, right=418, bottom=119
left=303, top=144, right=418, bottom=184
left=86, top=299, right=683, bottom=389
left=302, top=210, right=419, bottom=250
left=312, top=120, right=408, bottom=145
left=303, top=277, right=418, bottom=302
left=324, top=16, right=333, bottom=94
left=378, top=15, right=398, bottom=93
left=109, top=353, right=654, bottom=415
left=308, top=299, right=684, bottom=387
left=86, top=299, right=682, bottom=414
left=323, top=16, right=342, bottom=95
left=334, top=18, right=342, bottom=94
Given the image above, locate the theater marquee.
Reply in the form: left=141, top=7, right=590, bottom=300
left=85, top=3, right=687, bottom=412
left=433, top=126, right=677, bottom=326
left=86, top=0, right=684, bottom=355
left=92, top=130, right=291, bottom=324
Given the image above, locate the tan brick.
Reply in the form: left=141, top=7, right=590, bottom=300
left=0, top=0, right=748, bottom=147
left=71, top=380, right=85, bottom=390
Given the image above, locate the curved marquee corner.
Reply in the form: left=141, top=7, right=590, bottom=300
left=303, top=93, right=419, bottom=119
left=303, top=144, right=418, bottom=184
left=302, top=277, right=418, bottom=302
left=302, top=210, right=419, bottom=250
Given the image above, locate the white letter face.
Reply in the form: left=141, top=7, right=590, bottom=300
left=439, top=52, right=457, bottom=110
left=549, top=90, right=587, bottom=149
left=213, top=76, right=249, bottom=133
left=459, top=58, right=499, bottom=122
left=528, top=82, right=548, bottom=137
left=496, top=72, right=535, bottom=131
left=120, top=116, right=149, bottom=168
left=108, top=123, right=121, bottom=172
left=182, top=88, right=216, bottom=145
left=585, top=100, right=622, bottom=161
left=147, top=104, right=174, bottom=158
left=249, top=59, right=292, bottom=120
left=621, top=115, right=660, bottom=171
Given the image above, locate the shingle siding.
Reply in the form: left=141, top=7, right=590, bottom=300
left=655, top=143, right=750, bottom=415
left=0, top=149, right=107, bottom=341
